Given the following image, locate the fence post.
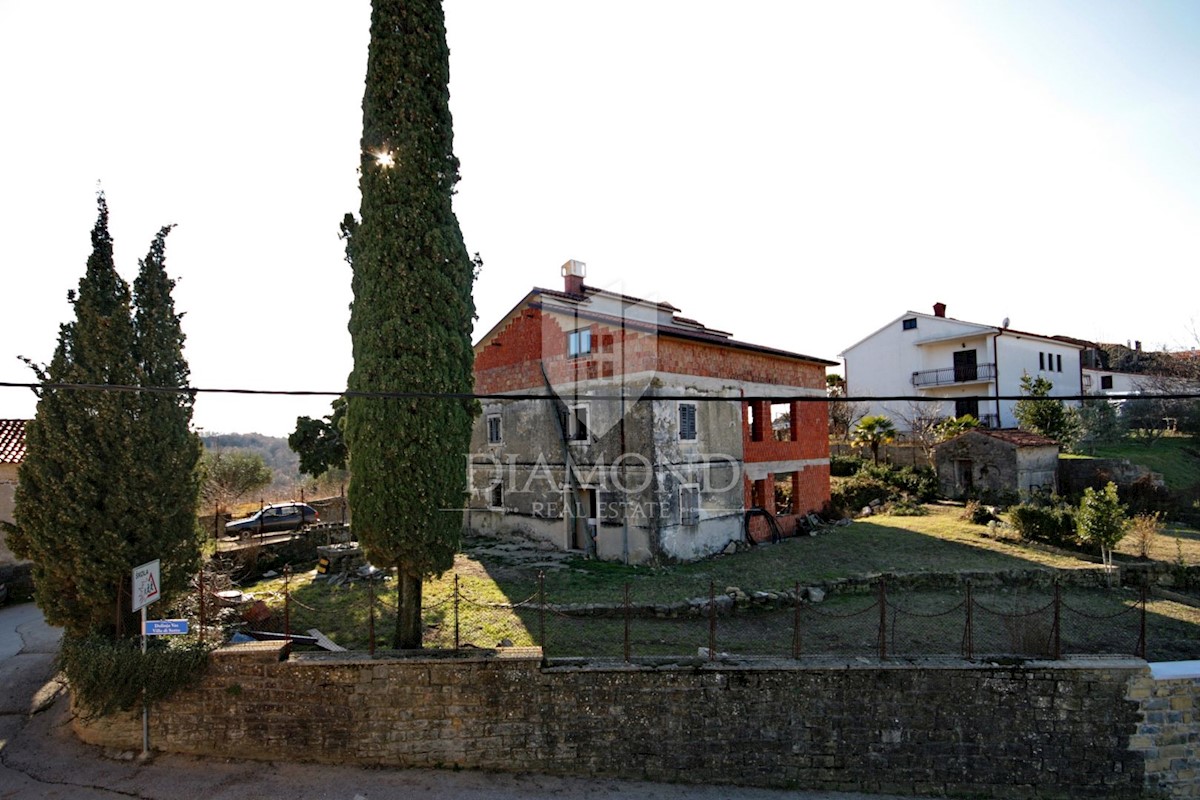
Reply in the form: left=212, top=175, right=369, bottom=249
left=538, top=572, right=546, bottom=657
left=792, top=582, right=801, bottom=659
left=213, top=502, right=220, bottom=540
left=623, top=583, right=631, bottom=663
left=708, top=580, right=716, bottom=661
left=878, top=580, right=887, bottom=660
left=1052, top=581, right=1062, bottom=660
left=1137, top=582, right=1147, bottom=659
left=198, top=568, right=206, bottom=646
left=283, top=564, right=291, bottom=643
left=454, top=573, right=461, bottom=650
left=368, top=571, right=376, bottom=657
left=963, top=580, right=973, bottom=660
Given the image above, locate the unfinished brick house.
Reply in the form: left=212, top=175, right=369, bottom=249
left=466, top=261, right=835, bottom=564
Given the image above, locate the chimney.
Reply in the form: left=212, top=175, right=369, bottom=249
left=562, top=259, right=587, bottom=295
left=933, top=302, right=946, bottom=318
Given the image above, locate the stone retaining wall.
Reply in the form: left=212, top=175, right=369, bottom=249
left=76, top=643, right=1193, bottom=798
left=1129, top=667, right=1200, bottom=798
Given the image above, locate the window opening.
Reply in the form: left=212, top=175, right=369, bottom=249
left=774, top=472, right=794, bottom=515
left=749, top=403, right=764, bottom=442
left=568, top=328, right=592, bottom=358
left=771, top=402, right=793, bottom=441
left=569, top=404, right=589, bottom=441
left=679, top=402, right=697, bottom=441
left=680, top=485, right=700, bottom=526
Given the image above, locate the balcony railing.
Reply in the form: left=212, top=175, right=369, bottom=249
left=911, top=362, right=997, bottom=387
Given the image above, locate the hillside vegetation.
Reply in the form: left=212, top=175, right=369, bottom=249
left=1080, top=435, right=1200, bottom=492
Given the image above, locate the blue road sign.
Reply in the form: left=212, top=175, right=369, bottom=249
left=144, top=619, right=189, bottom=636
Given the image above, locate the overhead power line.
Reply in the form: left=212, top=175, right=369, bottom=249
left=3, top=380, right=1199, bottom=404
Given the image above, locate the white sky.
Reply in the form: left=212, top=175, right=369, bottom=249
left=2, top=1, right=1198, bottom=437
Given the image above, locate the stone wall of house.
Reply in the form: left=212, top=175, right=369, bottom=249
left=934, top=435, right=1020, bottom=502
left=0, top=463, right=19, bottom=564
left=76, top=643, right=1184, bottom=798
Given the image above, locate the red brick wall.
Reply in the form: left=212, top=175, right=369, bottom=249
left=742, top=399, right=828, bottom=464
left=743, top=464, right=831, bottom=544
left=475, top=305, right=829, bottom=399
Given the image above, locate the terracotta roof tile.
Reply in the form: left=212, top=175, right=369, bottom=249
left=0, top=419, right=27, bottom=464
left=974, top=428, right=1059, bottom=447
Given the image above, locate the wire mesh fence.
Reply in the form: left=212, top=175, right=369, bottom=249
left=188, top=568, right=1196, bottom=662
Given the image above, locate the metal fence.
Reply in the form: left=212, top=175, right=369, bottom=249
left=189, top=570, right=1180, bottom=662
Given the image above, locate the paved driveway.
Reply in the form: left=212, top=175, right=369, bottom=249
left=0, top=602, right=921, bottom=800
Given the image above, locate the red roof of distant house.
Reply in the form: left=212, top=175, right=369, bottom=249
left=0, top=419, right=27, bottom=464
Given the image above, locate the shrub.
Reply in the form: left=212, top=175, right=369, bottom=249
left=830, top=453, right=866, bottom=477
left=961, top=500, right=999, bottom=525
left=1009, top=503, right=1080, bottom=548
left=859, top=462, right=939, bottom=502
left=59, top=635, right=212, bottom=720
left=1129, top=512, right=1164, bottom=559
left=829, top=474, right=892, bottom=517
left=885, top=495, right=928, bottom=516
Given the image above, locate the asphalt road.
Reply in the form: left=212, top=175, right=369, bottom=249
left=0, top=602, right=920, bottom=800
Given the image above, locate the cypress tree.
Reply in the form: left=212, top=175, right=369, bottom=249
left=345, top=0, right=477, bottom=649
left=10, top=197, right=200, bottom=639
left=128, top=226, right=203, bottom=614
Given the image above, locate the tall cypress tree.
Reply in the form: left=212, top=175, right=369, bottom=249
left=10, top=197, right=200, bottom=639
left=129, top=226, right=203, bottom=613
left=11, top=195, right=142, bottom=638
left=345, top=0, right=477, bottom=649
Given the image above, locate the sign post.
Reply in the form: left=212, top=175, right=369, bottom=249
left=131, top=559, right=161, bottom=759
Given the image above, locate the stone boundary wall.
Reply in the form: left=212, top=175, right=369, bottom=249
left=1129, top=668, right=1200, bottom=798
left=75, top=643, right=1187, bottom=798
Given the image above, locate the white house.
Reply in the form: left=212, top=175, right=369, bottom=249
left=839, top=303, right=1083, bottom=431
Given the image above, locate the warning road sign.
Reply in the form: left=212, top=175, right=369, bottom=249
left=132, top=559, right=161, bottom=612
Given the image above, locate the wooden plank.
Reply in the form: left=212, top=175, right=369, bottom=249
left=307, top=628, right=347, bottom=652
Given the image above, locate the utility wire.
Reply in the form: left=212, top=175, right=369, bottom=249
left=3, top=380, right=1200, bottom=404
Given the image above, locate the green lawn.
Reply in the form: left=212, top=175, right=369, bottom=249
left=231, top=504, right=1200, bottom=659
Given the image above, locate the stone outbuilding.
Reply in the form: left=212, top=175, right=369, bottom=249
left=933, top=428, right=1059, bottom=503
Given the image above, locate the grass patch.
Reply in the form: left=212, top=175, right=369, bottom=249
left=229, top=504, right=1199, bottom=659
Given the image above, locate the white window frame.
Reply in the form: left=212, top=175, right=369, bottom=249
left=486, top=413, right=502, bottom=444
left=568, top=328, right=592, bottom=359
